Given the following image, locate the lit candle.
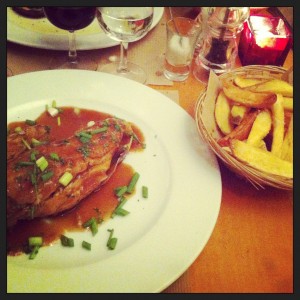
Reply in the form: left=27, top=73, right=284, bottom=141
left=238, top=15, right=292, bottom=66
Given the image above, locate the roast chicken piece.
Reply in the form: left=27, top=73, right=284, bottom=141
left=7, top=118, right=134, bottom=228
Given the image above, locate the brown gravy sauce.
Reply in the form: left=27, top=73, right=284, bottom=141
left=7, top=106, right=145, bottom=255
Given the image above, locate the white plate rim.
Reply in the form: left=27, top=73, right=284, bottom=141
left=7, top=70, right=222, bottom=293
left=7, top=7, right=164, bottom=50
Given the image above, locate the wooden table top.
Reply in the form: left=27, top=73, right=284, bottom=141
left=7, top=7, right=293, bottom=293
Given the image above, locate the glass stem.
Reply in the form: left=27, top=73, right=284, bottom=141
left=117, top=42, right=129, bottom=73
left=68, top=30, right=77, bottom=64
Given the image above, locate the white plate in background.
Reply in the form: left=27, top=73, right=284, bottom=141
left=7, top=7, right=164, bottom=50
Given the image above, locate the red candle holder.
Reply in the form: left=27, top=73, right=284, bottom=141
left=238, top=15, right=292, bottom=66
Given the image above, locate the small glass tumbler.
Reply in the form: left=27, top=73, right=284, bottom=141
left=238, top=15, right=293, bottom=66
left=163, top=17, right=200, bottom=81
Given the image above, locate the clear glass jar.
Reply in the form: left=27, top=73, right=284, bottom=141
left=193, top=7, right=250, bottom=83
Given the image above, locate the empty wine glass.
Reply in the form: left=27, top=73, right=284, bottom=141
left=43, top=7, right=97, bottom=70
left=96, top=7, right=154, bottom=84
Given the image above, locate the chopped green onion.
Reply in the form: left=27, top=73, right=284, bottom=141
left=106, top=229, right=118, bottom=250
left=36, top=156, right=48, bottom=171
left=77, top=131, right=92, bottom=139
left=107, top=237, right=117, bottom=250
left=111, top=197, right=129, bottom=218
left=90, top=127, right=108, bottom=135
left=60, top=235, right=74, bottom=247
left=31, top=138, right=44, bottom=146
left=29, top=245, right=40, bottom=260
left=59, top=172, right=73, bottom=186
left=22, top=138, right=31, bottom=150
left=142, top=186, right=148, bottom=198
left=28, top=236, right=43, bottom=247
left=90, top=221, right=98, bottom=236
left=30, top=151, right=39, bottom=161
left=50, top=152, right=60, bottom=161
left=52, top=100, right=57, bottom=108
left=30, top=172, right=37, bottom=185
left=126, top=172, right=140, bottom=193
left=14, top=126, right=23, bottom=133
left=16, top=161, right=35, bottom=167
left=41, top=171, right=54, bottom=182
left=57, top=116, right=61, bottom=126
left=25, top=119, right=36, bottom=126
left=82, top=217, right=98, bottom=236
left=113, top=207, right=129, bottom=216
left=82, top=217, right=96, bottom=228
left=82, top=241, right=91, bottom=251
left=114, top=186, right=127, bottom=197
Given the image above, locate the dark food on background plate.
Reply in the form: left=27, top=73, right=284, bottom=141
left=12, top=7, right=45, bottom=19
left=7, top=117, right=134, bottom=228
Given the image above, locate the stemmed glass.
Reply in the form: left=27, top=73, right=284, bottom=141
left=96, top=7, right=154, bottom=84
left=43, top=7, right=97, bottom=70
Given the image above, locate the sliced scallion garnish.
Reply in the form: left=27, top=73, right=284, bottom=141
left=16, top=161, right=35, bottom=167
left=82, top=241, right=91, bottom=251
left=36, top=156, right=48, bottom=172
left=22, top=138, right=31, bottom=150
left=29, top=245, right=40, bottom=260
left=14, top=126, right=23, bottom=133
left=28, top=236, right=43, bottom=247
left=114, top=186, right=127, bottom=197
left=60, top=235, right=74, bottom=247
left=142, top=186, right=148, bottom=198
left=90, top=127, right=108, bottom=135
left=106, top=229, right=117, bottom=250
left=41, top=171, right=54, bottom=182
left=59, top=172, right=73, bottom=186
left=50, top=152, right=60, bottom=161
left=126, top=172, right=140, bottom=193
left=25, top=119, right=36, bottom=126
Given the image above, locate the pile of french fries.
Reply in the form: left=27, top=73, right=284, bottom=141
left=214, top=75, right=293, bottom=178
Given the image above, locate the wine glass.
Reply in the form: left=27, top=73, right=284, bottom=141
left=43, top=7, right=98, bottom=70
left=96, top=7, right=154, bottom=84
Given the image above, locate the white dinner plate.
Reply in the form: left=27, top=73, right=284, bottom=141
left=7, top=70, right=222, bottom=293
left=7, top=7, right=164, bottom=50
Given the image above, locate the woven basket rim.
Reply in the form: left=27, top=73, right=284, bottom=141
left=195, top=65, right=293, bottom=190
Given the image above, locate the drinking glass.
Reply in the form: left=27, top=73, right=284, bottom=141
left=96, top=7, right=154, bottom=84
left=43, top=7, right=97, bottom=70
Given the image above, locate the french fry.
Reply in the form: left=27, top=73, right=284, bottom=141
left=222, top=80, right=277, bottom=108
left=218, top=109, right=259, bottom=147
left=230, top=105, right=250, bottom=125
left=246, top=79, right=293, bottom=97
left=247, top=109, right=272, bottom=147
left=282, top=97, right=293, bottom=111
left=229, top=139, right=293, bottom=178
left=271, top=94, right=285, bottom=157
left=281, top=114, right=293, bottom=162
left=214, top=90, right=234, bottom=135
left=234, top=75, right=269, bottom=88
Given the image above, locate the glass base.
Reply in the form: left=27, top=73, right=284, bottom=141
left=97, top=62, right=147, bottom=84
left=48, top=56, right=98, bottom=71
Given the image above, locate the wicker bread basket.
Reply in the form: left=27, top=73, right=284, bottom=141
left=195, top=65, right=293, bottom=190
